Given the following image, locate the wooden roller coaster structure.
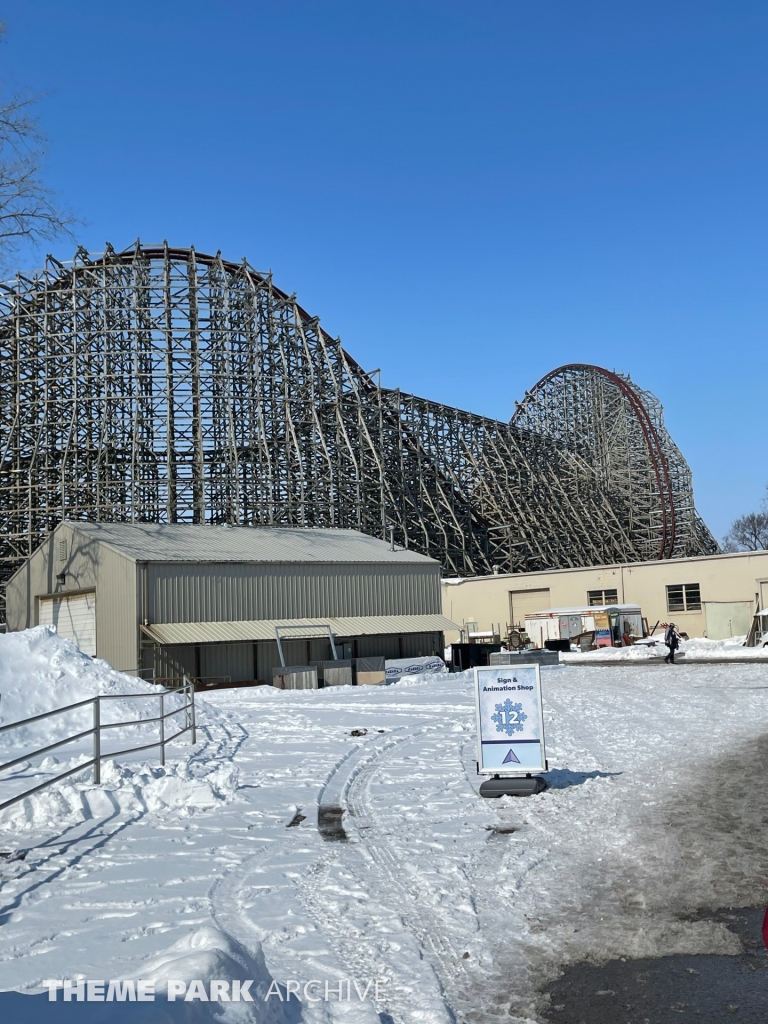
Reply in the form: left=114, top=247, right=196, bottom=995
left=0, top=243, right=717, bottom=619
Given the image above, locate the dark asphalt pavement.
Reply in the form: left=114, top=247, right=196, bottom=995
left=541, top=901, right=768, bottom=1021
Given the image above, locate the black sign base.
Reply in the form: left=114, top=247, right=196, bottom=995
left=479, top=776, right=548, bottom=798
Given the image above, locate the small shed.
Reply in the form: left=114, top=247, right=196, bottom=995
left=5, top=522, right=456, bottom=683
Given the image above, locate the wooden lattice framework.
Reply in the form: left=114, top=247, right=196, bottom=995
left=0, top=243, right=717, bottom=619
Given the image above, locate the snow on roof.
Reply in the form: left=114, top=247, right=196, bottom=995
left=62, top=521, right=436, bottom=565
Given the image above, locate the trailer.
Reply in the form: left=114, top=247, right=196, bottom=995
left=524, top=604, right=646, bottom=650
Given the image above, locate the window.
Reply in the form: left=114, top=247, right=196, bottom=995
left=666, top=583, right=701, bottom=613
left=587, top=589, right=618, bottom=606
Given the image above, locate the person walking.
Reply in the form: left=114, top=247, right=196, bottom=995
left=664, top=622, right=681, bottom=664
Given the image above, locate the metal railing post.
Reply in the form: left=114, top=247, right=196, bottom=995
left=274, top=627, right=286, bottom=668
left=189, top=679, right=196, bottom=746
left=0, top=680, right=199, bottom=813
left=92, top=697, right=101, bottom=785
left=159, top=693, right=165, bottom=766
left=327, top=625, right=338, bottom=661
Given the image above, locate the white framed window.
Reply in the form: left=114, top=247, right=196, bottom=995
left=666, top=583, right=701, bottom=613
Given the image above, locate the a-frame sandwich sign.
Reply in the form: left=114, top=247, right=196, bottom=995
left=474, top=663, right=547, bottom=775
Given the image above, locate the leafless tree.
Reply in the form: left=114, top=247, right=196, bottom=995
left=0, top=29, right=76, bottom=270
left=722, top=510, right=768, bottom=552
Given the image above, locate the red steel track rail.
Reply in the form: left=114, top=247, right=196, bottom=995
left=513, top=363, right=676, bottom=560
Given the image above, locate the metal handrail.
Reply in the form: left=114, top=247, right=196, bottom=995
left=0, top=676, right=196, bottom=814
left=0, top=696, right=96, bottom=735
left=153, top=675, right=230, bottom=689
left=0, top=727, right=97, bottom=774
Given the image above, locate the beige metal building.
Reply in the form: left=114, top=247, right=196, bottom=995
left=6, top=522, right=455, bottom=681
left=442, top=550, right=768, bottom=643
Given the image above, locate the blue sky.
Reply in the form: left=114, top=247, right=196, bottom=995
left=1, top=0, right=765, bottom=540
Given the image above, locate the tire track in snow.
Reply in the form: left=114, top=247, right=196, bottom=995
left=345, top=737, right=469, bottom=967
left=311, top=722, right=495, bottom=1023
left=304, top=726, right=455, bottom=1023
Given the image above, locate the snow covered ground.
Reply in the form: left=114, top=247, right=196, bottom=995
left=562, top=634, right=768, bottom=663
left=1, top=627, right=768, bottom=1023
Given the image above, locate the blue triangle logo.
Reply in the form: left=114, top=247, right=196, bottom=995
left=502, top=748, right=521, bottom=764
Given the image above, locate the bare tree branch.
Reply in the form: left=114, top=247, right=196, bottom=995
left=722, top=510, right=768, bottom=552
left=0, top=35, right=78, bottom=270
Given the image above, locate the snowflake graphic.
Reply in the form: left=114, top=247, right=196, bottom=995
left=491, top=699, right=527, bottom=736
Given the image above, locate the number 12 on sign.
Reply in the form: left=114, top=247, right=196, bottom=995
left=474, top=664, right=547, bottom=774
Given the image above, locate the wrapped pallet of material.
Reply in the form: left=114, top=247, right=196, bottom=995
left=385, top=655, right=445, bottom=682
left=311, top=659, right=353, bottom=686
left=355, top=656, right=386, bottom=685
left=321, top=660, right=353, bottom=687
left=271, top=665, right=318, bottom=689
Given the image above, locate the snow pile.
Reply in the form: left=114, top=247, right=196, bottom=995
left=562, top=642, right=664, bottom=663
left=138, top=925, right=298, bottom=1023
left=0, top=627, right=240, bottom=832
left=0, top=625, right=162, bottom=713
left=562, top=633, right=766, bottom=662
left=679, top=635, right=759, bottom=659
left=0, top=626, right=169, bottom=758
left=0, top=758, right=240, bottom=832
left=393, top=667, right=473, bottom=687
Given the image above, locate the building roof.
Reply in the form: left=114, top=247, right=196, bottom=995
left=441, top=546, right=768, bottom=585
left=142, top=613, right=457, bottom=645
left=64, top=522, right=436, bottom=565
left=524, top=604, right=642, bottom=617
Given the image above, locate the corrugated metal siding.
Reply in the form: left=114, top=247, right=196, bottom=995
left=257, top=639, right=308, bottom=681
left=4, top=558, right=32, bottom=632
left=201, top=643, right=254, bottom=682
left=5, top=523, right=137, bottom=673
left=398, top=633, right=442, bottom=657
left=95, top=543, right=139, bottom=672
left=148, top=562, right=441, bottom=623
left=352, top=635, right=396, bottom=659
left=145, top=631, right=442, bottom=684
left=257, top=632, right=440, bottom=677
left=5, top=525, right=72, bottom=631
left=151, top=644, right=197, bottom=681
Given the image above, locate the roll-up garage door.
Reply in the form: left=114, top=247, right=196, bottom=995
left=39, top=592, right=96, bottom=656
left=509, top=588, right=551, bottom=627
